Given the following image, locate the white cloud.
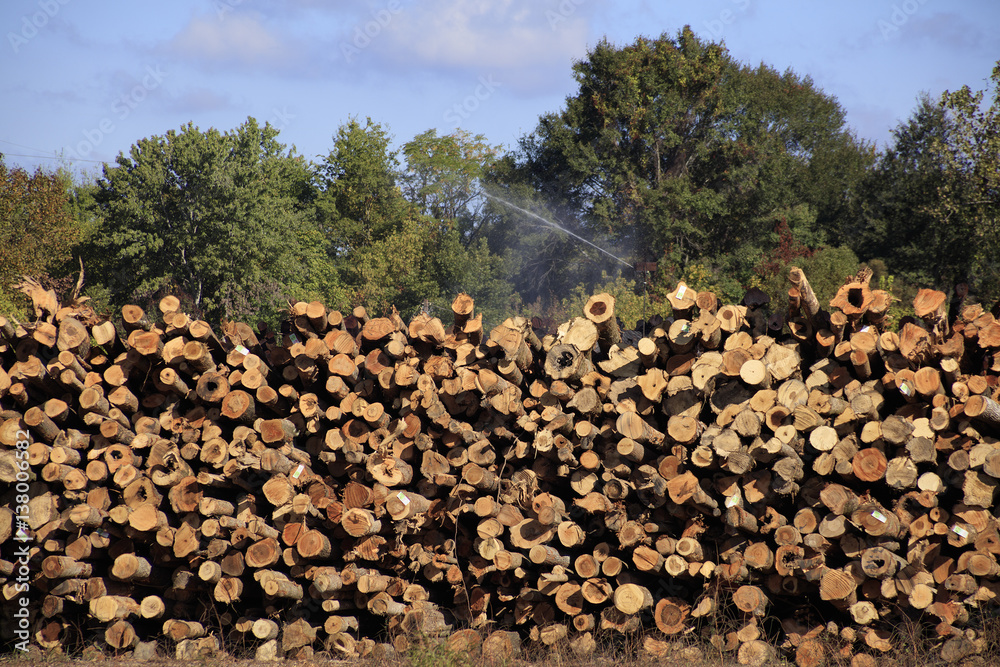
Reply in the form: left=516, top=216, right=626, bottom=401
left=166, top=13, right=286, bottom=67
left=375, top=0, right=593, bottom=93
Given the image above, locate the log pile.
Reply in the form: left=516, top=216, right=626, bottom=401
left=2, top=269, right=1000, bottom=664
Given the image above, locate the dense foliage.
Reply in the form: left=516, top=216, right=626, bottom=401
left=494, top=28, right=872, bottom=306
left=4, top=32, right=997, bottom=329
left=77, top=119, right=331, bottom=323
left=315, top=119, right=516, bottom=325
left=0, top=158, right=79, bottom=317
left=849, top=63, right=1000, bottom=306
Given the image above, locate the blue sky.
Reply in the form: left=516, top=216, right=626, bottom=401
left=1, top=0, right=998, bottom=179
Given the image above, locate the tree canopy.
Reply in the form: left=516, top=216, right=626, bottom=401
left=493, top=28, right=872, bottom=305
left=315, top=119, right=515, bottom=322
left=932, top=63, right=1000, bottom=299
left=5, top=36, right=995, bottom=331
left=0, top=157, right=79, bottom=316
left=852, top=63, right=1000, bottom=302
left=853, top=95, right=960, bottom=289
left=81, top=118, right=331, bottom=323
left=400, top=128, right=498, bottom=236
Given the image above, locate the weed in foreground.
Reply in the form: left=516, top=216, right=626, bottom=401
left=404, top=636, right=473, bottom=667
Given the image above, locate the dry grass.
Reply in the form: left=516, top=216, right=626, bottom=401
left=7, top=612, right=1000, bottom=667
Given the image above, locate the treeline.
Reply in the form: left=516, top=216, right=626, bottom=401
left=2, top=29, right=998, bottom=330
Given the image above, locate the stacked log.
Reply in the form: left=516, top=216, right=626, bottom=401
left=2, top=276, right=1000, bottom=664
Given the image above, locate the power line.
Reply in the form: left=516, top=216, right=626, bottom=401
left=0, top=151, right=110, bottom=165
left=0, top=138, right=114, bottom=164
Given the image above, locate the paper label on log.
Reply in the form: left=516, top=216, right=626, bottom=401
left=288, top=334, right=300, bottom=345
left=676, top=285, right=686, bottom=299
left=870, top=510, right=887, bottom=523
left=236, top=345, right=250, bottom=355
left=725, top=495, right=740, bottom=508
left=953, top=525, right=969, bottom=538
left=899, top=382, right=913, bottom=397
left=397, top=491, right=410, bottom=506
left=291, top=464, right=304, bottom=479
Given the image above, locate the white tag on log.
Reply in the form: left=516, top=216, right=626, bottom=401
left=676, top=285, right=686, bottom=299
left=871, top=510, right=887, bottom=523
left=725, top=495, right=740, bottom=508
left=397, top=491, right=410, bottom=506
left=236, top=344, right=250, bottom=356
left=291, top=464, right=304, bottom=479
left=288, top=333, right=300, bottom=345
left=953, top=525, right=968, bottom=538
left=899, top=382, right=913, bottom=397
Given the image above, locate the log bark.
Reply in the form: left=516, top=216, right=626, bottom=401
left=789, top=266, right=820, bottom=322
left=584, top=293, right=621, bottom=346
left=16, top=287, right=1000, bottom=656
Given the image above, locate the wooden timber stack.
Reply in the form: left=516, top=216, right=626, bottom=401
left=2, top=270, right=1000, bottom=665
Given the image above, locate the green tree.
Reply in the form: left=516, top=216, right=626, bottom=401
left=316, top=118, right=437, bottom=316
left=398, top=129, right=515, bottom=324
left=316, top=117, right=411, bottom=254
left=931, top=62, right=1000, bottom=300
left=755, top=245, right=861, bottom=312
left=399, top=129, right=499, bottom=235
left=0, top=157, right=80, bottom=316
left=422, top=230, right=518, bottom=328
left=496, top=28, right=871, bottom=306
left=732, top=64, right=874, bottom=245
left=317, top=120, right=517, bottom=325
left=81, top=118, right=333, bottom=323
left=852, top=95, right=958, bottom=290
left=854, top=62, right=1000, bottom=303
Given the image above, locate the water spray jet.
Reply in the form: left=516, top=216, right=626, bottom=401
left=481, top=191, right=633, bottom=269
